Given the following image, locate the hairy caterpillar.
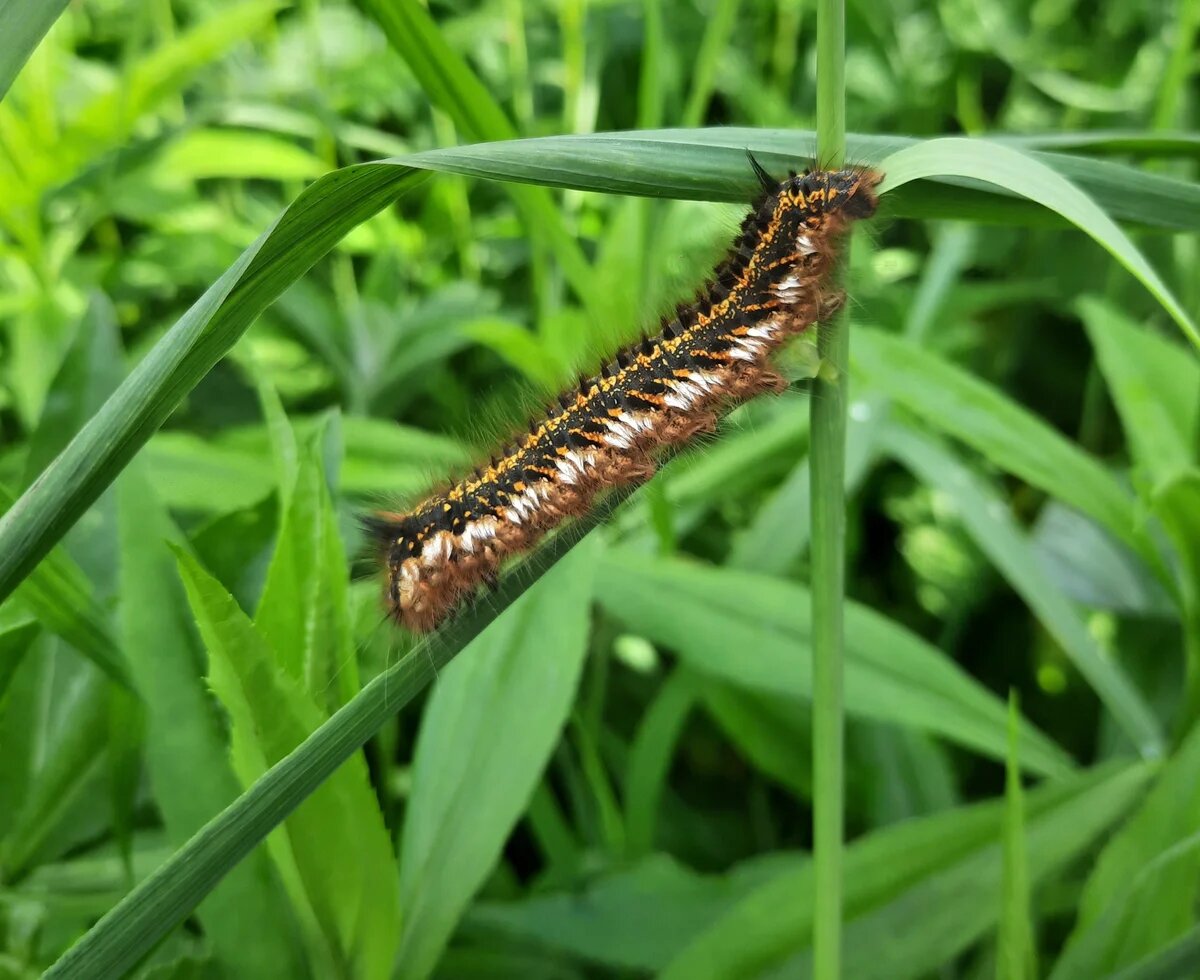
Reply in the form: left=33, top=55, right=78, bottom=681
left=366, top=159, right=882, bottom=632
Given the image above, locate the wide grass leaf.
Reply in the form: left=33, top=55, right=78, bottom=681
left=0, top=0, right=70, bottom=101
left=116, top=464, right=303, bottom=979
left=852, top=326, right=1162, bottom=578
left=884, top=423, right=1164, bottom=757
left=468, top=852, right=796, bottom=972
left=595, top=549, right=1071, bottom=776
left=254, top=423, right=358, bottom=706
left=395, top=536, right=599, bottom=979
left=662, top=761, right=1151, bottom=979
left=176, top=548, right=399, bottom=980
left=876, top=137, right=1198, bottom=349
left=1054, top=722, right=1200, bottom=976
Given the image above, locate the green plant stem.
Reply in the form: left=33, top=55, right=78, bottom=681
left=812, top=1, right=847, bottom=978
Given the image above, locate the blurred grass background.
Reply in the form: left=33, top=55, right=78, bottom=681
left=1, top=0, right=1198, bottom=977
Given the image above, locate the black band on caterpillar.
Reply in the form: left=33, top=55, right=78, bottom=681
left=367, top=161, right=882, bottom=632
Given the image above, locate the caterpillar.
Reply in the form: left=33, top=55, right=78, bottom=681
left=366, top=158, right=882, bottom=633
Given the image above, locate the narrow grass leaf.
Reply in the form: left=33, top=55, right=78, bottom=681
left=595, top=549, right=1072, bottom=775
left=876, top=137, right=1199, bottom=349
left=1081, top=297, right=1199, bottom=487
left=395, top=129, right=1200, bottom=231
left=998, top=693, right=1036, bottom=980
left=662, top=761, right=1150, bottom=979
left=884, top=423, right=1164, bottom=757
left=395, top=536, right=599, bottom=979
left=624, top=668, right=702, bottom=857
left=853, top=326, right=1162, bottom=578
left=177, top=548, right=399, bottom=980
left=1057, top=722, right=1200, bottom=975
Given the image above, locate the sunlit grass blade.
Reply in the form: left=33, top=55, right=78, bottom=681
left=0, top=0, right=70, bottom=101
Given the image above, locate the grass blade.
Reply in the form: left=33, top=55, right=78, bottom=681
left=395, top=537, right=597, bottom=979
left=884, top=423, right=1164, bottom=757
left=877, top=137, right=1199, bottom=349
left=43, top=486, right=635, bottom=980
left=595, top=550, right=1073, bottom=776
left=0, top=0, right=70, bottom=101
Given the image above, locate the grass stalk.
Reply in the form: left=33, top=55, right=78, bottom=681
left=812, top=0, right=847, bottom=977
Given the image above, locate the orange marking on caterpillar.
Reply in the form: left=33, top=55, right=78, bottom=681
left=365, top=159, right=882, bottom=632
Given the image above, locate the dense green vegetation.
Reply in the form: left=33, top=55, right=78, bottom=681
left=1, top=0, right=1198, bottom=977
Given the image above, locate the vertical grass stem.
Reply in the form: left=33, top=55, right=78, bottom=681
left=812, top=0, right=847, bottom=977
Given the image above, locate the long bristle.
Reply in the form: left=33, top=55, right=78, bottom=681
left=371, top=166, right=883, bottom=632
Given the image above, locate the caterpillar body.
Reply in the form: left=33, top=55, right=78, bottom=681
left=367, top=162, right=882, bottom=633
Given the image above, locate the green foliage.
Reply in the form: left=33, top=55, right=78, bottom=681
left=0, top=0, right=1198, bottom=978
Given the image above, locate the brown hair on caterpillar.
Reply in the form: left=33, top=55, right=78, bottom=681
left=365, top=160, right=882, bottom=632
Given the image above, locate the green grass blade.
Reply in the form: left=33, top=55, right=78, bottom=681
left=884, top=423, right=1165, bottom=757
left=178, top=546, right=399, bottom=979
left=0, top=163, right=424, bottom=604
left=852, top=326, right=1168, bottom=585
left=115, top=464, right=304, bottom=978
left=396, top=130, right=1200, bottom=231
left=595, top=550, right=1073, bottom=776
left=877, top=137, right=1200, bottom=350
left=395, top=537, right=597, bottom=979
left=0, top=0, right=70, bottom=101
left=813, top=2, right=848, bottom=973
left=662, top=761, right=1150, bottom=979
left=998, top=692, right=1036, bottom=980
left=43, top=486, right=635, bottom=980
